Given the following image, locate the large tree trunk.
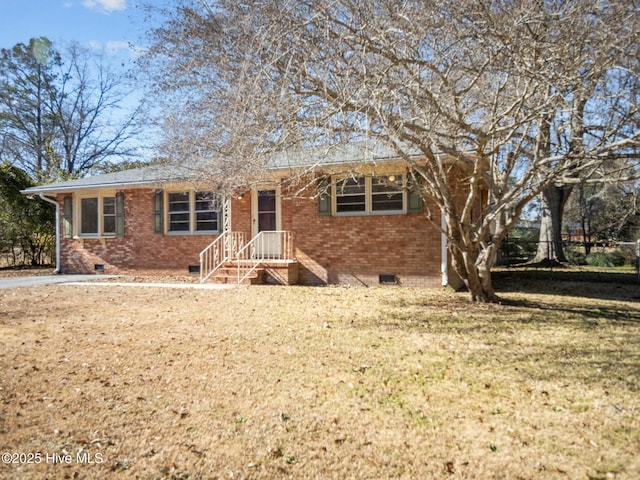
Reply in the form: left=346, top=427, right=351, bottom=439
left=534, top=90, right=586, bottom=265
left=450, top=242, right=501, bottom=303
left=533, top=184, right=573, bottom=264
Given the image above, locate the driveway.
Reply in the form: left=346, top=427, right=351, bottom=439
left=0, top=275, right=233, bottom=289
left=0, top=275, right=119, bottom=289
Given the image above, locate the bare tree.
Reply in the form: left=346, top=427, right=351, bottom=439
left=49, top=42, right=142, bottom=177
left=531, top=1, right=640, bottom=264
left=565, top=178, right=640, bottom=254
left=143, top=0, right=639, bottom=302
left=0, top=38, right=142, bottom=180
left=0, top=38, right=60, bottom=178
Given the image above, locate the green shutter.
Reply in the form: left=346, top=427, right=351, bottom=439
left=317, top=177, right=331, bottom=216
left=407, top=176, right=423, bottom=213
left=407, top=191, right=422, bottom=213
left=63, top=196, right=73, bottom=238
left=115, top=192, right=125, bottom=237
left=153, top=191, right=163, bottom=233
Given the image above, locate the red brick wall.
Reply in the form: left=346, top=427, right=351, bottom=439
left=57, top=185, right=444, bottom=287
left=58, top=189, right=218, bottom=275
left=231, top=191, right=251, bottom=238
left=280, top=185, right=443, bottom=288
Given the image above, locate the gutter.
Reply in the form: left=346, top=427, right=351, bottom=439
left=21, top=177, right=172, bottom=195
left=441, top=210, right=448, bottom=287
left=37, top=193, right=61, bottom=274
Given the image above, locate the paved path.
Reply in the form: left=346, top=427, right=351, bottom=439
left=0, top=275, right=233, bottom=289
left=67, top=281, right=234, bottom=289
left=0, top=275, right=119, bottom=289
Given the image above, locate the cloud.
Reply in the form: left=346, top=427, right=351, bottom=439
left=87, top=40, right=103, bottom=51
left=105, top=40, right=131, bottom=54
left=87, top=40, right=145, bottom=58
left=82, top=0, right=127, bottom=13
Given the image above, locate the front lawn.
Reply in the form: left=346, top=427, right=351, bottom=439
left=1, top=279, right=638, bottom=479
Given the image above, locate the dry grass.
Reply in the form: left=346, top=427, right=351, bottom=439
left=0, top=278, right=638, bottom=479
left=0, top=267, right=54, bottom=278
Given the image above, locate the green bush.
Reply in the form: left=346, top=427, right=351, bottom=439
left=585, top=251, right=626, bottom=268
left=586, top=252, right=613, bottom=267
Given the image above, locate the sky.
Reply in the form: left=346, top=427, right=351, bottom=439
left=0, top=0, right=171, bottom=158
left=0, top=0, right=150, bottom=58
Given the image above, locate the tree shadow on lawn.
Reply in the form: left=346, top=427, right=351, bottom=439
left=493, top=269, right=640, bottom=304
left=375, top=294, right=640, bottom=390
left=498, top=295, right=640, bottom=325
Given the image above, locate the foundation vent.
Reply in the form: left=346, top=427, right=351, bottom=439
left=379, top=274, right=397, bottom=285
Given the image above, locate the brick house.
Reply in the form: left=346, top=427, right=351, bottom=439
left=22, top=143, right=460, bottom=287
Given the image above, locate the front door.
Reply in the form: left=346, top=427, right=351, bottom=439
left=252, top=187, right=281, bottom=258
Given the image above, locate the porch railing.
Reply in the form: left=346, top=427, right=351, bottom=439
left=236, top=231, right=293, bottom=284
left=199, top=231, right=246, bottom=283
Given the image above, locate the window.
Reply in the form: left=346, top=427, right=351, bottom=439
left=103, top=197, right=116, bottom=234
left=168, top=192, right=190, bottom=232
left=79, top=195, right=119, bottom=236
left=195, top=191, right=219, bottom=231
left=80, top=197, right=99, bottom=234
left=334, top=174, right=405, bottom=215
left=371, top=175, right=404, bottom=212
left=335, top=178, right=366, bottom=213
left=167, top=191, right=219, bottom=233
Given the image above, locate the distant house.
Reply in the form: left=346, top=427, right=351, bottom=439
left=22, top=143, right=460, bottom=287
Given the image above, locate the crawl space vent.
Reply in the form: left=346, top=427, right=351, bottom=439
left=94, top=264, right=104, bottom=273
left=188, top=265, right=200, bottom=274
left=379, top=274, right=397, bottom=285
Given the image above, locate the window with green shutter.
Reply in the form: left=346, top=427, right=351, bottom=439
left=77, top=193, right=119, bottom=237
left=332, top=174, right=409, bottom=216
left=162, top=190, right=220, bottom=234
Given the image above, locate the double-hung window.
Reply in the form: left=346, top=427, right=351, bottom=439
left=168, top=192, right=190, bottom=232
left=79, top=195, right=118, bottom=236
left=334, top=174, right=405, bottom=215
left=194, top=191, right=219, bottom=231
left=335, top=177, right=366, bottom=213
left=167, top=191, right=219, bottom=234
left=102, top=197, right=116, bottom=234
left=371, top=175, right=404, bottom=212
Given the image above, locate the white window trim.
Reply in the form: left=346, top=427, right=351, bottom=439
left=165, top=190, right=221, bottom=235
left=75, top=192, right=117, bottom=238
left=332, top=174, right=406, bottom=216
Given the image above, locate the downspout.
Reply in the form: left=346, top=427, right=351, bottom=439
left=441, top=210, right=448, bottom=287
left=38, top=193, right=61, bottom=274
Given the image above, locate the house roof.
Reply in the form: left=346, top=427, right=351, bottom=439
left=22, top=141, right=419, bottom=195
left=21, top=164, right=204, bottom=195
left=266, top=141, right=415, bottom=169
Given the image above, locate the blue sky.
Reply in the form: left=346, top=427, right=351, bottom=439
left=0, top=0, right=152, bottom=59
left=0, top=0, right=170, bottom=156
